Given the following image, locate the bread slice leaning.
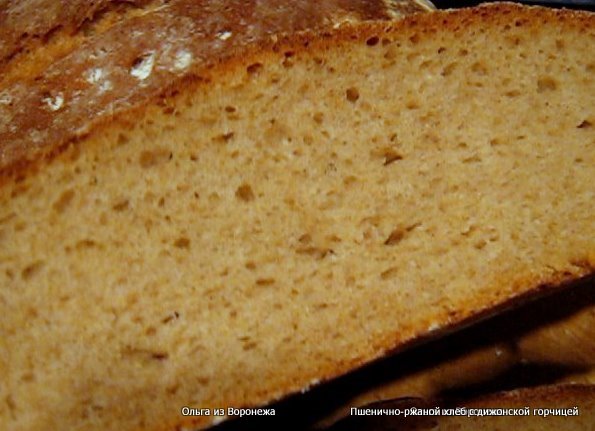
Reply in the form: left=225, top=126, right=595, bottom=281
left=0, top=3, right=593, bottom=431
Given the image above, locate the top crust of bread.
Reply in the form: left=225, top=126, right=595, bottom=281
left=0, top=0, right=432, bottom=176
left=2, top=1, right=590, bottom=179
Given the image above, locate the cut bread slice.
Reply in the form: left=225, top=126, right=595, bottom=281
left=0, top=3, right=594, bottom=431
left=313, top=276, right=595, bottom=428
left=328, top=384, right=595, bottom=430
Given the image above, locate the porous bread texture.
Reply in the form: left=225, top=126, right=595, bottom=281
left=0, top=3, right=594, bottom=431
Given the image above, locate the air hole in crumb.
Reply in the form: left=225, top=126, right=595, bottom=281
left=383, top=150, right=403, bottom=166
left=343, top=175, right=357, bottom=186
left=462, top=154, right=482, bottom=163
left=441, top=62, right=457, bottom=77
left=313, top=112, right=324, bottom=124
left=537, top=76, right=557, bottom=92
left=345, top=87, right=359, bottom=103
left=384, top=223, right=419, bottom=246
left=117, top=133, right=129, bottom=145
left=236, top=184, right=255, bottom=202
left=22, top=261, right=44, bottom=280
left=577, top=120, right=592, bottom=129
left=151, top=352, right=169, bottom=361
left=245, top=261, right=256, bottom=270
left=213, top=132, right=235, bottom=143
left=296, top=246, right=334, bottom=260
left=256, top=278, right=275, bottom=286
left=380, top=267, right=399, bottom=280
left=437, top=47, right=446, bottom=54
left=174, top=237, right=190, bottom=249
left=405, top=100, right=420, bottom=110
left=20, top=372, right=35, bottom=383
left=162, top=311, right=180, bottom=324
left=75, top=239, right=97, bottom=250
left=419, top=60, right=431, bottom=69
left=471, top=61, right=488, bottom=75
left=366, top=36, right=379, bottom=46
left=474, top=239, right=487, bottom=249
left=409, top=33, right=420, bottom=44
left=112, top=199, right=129, bottom=212
left=298, top=233, right=312, bottom=244
left=53, top=189, right=75, bottom=213
left=224, top=105, right=236, bottom=113
left=139, top=148, right=172, bottom=168
left=246, top=62, right=263, bottom=74
left=505, top=90, right=521, bottom=98
left=242, top=341, right=258, bottom=351
left=384, top=229, right=406, bottom=246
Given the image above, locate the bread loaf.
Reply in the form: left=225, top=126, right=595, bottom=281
left=1, top=3, right=594, bottom=431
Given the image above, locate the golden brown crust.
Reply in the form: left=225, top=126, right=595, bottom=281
left=0, top=0, right=153, bottom=64
left=1, top=2, right=593, bottom=180
left=0, top=0, right=431, bottom=176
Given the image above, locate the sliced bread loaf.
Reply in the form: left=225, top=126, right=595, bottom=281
left=0, top=3, right=594, bottom=431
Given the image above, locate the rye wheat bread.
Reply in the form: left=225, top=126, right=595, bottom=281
left=0, top=3, right=594, bottom=431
